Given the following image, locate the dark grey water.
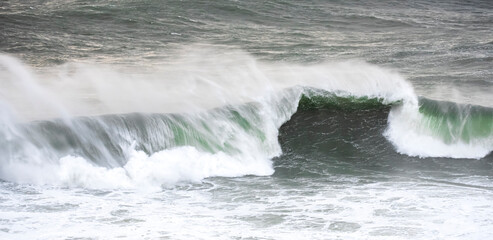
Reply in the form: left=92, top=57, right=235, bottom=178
left=2, top=1, right=492, bottom=102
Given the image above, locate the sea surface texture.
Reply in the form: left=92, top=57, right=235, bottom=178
left=1, top=0, right=493, bottom=239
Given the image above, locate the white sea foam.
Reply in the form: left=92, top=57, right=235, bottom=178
left=58, top=146, right=273, bottom=189
left=0, top=145, right=274, bottom=189
left=2, top=174, right=493, bottom=240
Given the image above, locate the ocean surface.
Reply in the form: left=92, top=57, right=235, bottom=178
left=1, top=0, right=493, bottom=239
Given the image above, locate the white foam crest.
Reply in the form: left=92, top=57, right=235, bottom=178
left=0, top=46, right=416, bottom=120
left=1, top=146, right=274, bottom=189
left=266, top=61, right=418, bottom=105
left=384, top=103, right=492, bottom=159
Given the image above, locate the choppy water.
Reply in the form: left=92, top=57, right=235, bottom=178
left=1, top=0, right=493, bottom=239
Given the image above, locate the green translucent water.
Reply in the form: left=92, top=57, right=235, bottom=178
left=419, top=98, right=493, bottom=143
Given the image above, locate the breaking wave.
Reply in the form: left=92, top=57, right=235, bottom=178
left=0, top=47, right=491, bottom=188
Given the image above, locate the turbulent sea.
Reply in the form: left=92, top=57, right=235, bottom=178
left=1, top=0, right=493, bottom=239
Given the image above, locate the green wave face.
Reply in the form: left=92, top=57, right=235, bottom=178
left=0, top=88, right=301, bottom=169
left=9, top=103, right=273, bottom=168
left=6, top=86, right=493, bottom=170
left=297, top=88, right=398, bottom=111
left=418, top=98, right=493, bottom=144
left=166, top=104, right=267, bottom=155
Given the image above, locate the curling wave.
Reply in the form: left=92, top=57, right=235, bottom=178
left=0, top=48, right=492, bottom=188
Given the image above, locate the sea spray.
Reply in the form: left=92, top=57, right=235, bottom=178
left=0, top=47, right=416, bottom=119
left=0, top=55, right=70, bottom=120
left=1, top=48, right=492, bottom=188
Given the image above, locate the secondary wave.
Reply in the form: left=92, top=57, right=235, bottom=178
left=385, top=97, right=493, bottom=159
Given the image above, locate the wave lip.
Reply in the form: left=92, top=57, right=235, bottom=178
left=297, top=87, right=400, bottom=111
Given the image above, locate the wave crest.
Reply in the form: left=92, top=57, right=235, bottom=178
left=1, top=49, right=490, bottom=188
